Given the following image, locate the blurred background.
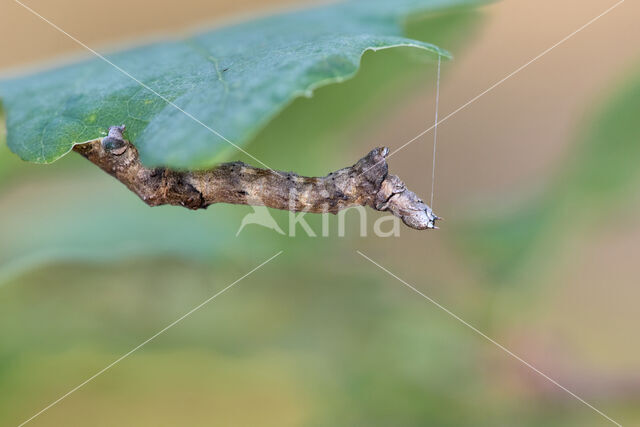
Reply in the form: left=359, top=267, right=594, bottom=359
left=1, top=0, right=639, bottom=425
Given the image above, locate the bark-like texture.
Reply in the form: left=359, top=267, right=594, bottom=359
left=73, top=126, right=439, bottom=230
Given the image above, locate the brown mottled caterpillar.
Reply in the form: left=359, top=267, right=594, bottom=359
left=75, top=125, right=439, bottom=230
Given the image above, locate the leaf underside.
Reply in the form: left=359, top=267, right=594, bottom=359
left=0, top=0, right=484, bottom=170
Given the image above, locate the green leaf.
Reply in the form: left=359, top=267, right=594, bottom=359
left=0, top=0, right=486, bottom=169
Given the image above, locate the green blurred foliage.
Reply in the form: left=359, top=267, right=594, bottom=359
left=455, top=66, right=640, bottom=285
left=0, top=105, right=17, bottom=182
left=561, top=70, right=640, bottom=213
left=1, top=259, right=613, bottom=426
